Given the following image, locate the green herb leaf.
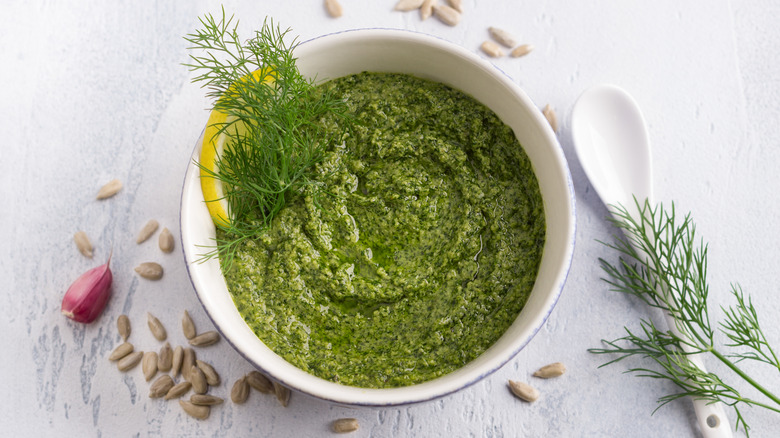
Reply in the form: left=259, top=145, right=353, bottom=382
left=590, top=199, right=780, bottom=437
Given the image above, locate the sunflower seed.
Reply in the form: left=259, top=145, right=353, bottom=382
left=142, top=351, right=158, bottom=381
left=190, top=365, right=208, bottom=394
left=182, top=310, right=196, bottom=340
left=189, top=331, right=220, bottom=347
left=117, top=351, right=143, bottom=372
left=246, top=370, right=273, bottom=394
left=231, top=376, right=250, bottom=404
left=136, top=219, right=159, bottom=244
left=179, top=400, right=210, bottom=420
left=135, top=262, right=163, bottom=280
left=433, top=4, right=460, bottom=26
left=488, top=27, right=518, bottom=48
left=159, top=227, right=174, bottom=253
left=542, top=104, right=558, bottom=133
left=182, top=347, right=196, bottom=381
left=158, top=342, right=173, bottom=372
left=420, top=0, right=436, bottom=20
left=165, top=381, right=192, bottom=400
left=196, top=360, right=220, bottom=386
left=332, top=418, right=359, bottom=433
left=508, top=380, right=539, bottom=402
left=394, top=0, right=424, bottom=11
left=190, top=394, right=224, bottom=406
left=149, top=374, right=174, bottom=398
left=96, top=179, right=122, bottom=200
left=147, top=313, right=167, bottom=341
left=510, top=43, right=534, bottom=58
left=73, top=231, right=93, bottom=258
left=324, top=0, right=343, bottom=18
left=172, top=345, right=184, bottom=378
left=273, top=381, right=291, bottom=407
left=109, top=342, right=134, bottom=361
left=533, top=362, right=566, bottom=378
left=117, top=314, right=131, bottom=341
left=446, top=0, right=462, bottom=12
left=480, top=40, right=504, bottom=58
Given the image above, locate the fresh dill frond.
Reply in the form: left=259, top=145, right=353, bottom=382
left=184, top=10, right=349, bottom=270
left=590, top=199, right=780, bottom=437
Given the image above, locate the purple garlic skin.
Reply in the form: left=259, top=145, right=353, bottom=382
left=61, top=255, right=113, bottom=323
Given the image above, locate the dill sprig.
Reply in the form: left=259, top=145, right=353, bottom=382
left=184, top=11, right=349, bottom=270
left=590, top=199, right=780, bottom=436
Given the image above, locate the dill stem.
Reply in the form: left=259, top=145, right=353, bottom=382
left=709, top=348, right=780, bottom=411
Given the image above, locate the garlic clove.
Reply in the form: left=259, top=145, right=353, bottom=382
left=61, top=254, right=113, bottom=323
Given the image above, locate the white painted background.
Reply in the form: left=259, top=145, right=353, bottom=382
left=2, top=0, right=780, bottom=436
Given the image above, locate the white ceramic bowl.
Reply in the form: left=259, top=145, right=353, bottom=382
left=180, top=29, right=576, bottom=406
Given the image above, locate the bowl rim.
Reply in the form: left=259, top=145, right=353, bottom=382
left=179, top=27, right=576, bottom=407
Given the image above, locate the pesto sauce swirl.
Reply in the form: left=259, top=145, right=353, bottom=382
left=222, top=72, right=545, bottom=388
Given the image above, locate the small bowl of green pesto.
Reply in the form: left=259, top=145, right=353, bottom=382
left=180, top=24, right=575, bottom=406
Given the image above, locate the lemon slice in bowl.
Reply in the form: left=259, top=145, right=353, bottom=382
left=199, top=69, right=272, bottom=227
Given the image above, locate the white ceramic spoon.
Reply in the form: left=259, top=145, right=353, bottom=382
left=571, top=84, right=732, bottom=438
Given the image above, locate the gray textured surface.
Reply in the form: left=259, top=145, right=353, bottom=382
left=2, top=0, right=780, bottom=436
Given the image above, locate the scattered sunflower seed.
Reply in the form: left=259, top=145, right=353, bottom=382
left=117, top=314, right=131, bottom=341
left=158, top=342, right=173, bottom=372
left=394, top=0, right=424, bottom=11
left=96, top=179, right=122, bottom=200
left=231, top=376, right=250, bottom=404
left=165, top=381, right=192, bottom=400
left=246, top=370, right=273, bottom=394
left=190, top=365, right=208, bottom=394
left=159, top=227, right=174, bottom=253
left=420, top=0, right=436, bottom=20
left=135, top=262, right=163, bottom=280
left=190, top=394, right=224, bottom=406
left=73, top=231, right=93, bottom=258
left=446, top=0, right=462, bottom=12
left=510, top=43, right=534, bottom=58
left=488, top=26, right=518, bottom=48
left=542, top=104, right=559, bottom=133
left=480, top=40, right=504, bottom=58
left=136, top=219, right=159, bottom=244
left=142, top=351, right=158, bottom=381
left=182, top=310, right=196, bottom=340
left=147, top=313, right=167, bottom=341
left=189, top=331, right=220, bottom=347
left=108, top=342, right=134, bottom=361
left=332, top=418, right=360, bottom=433
left=324, top=0, right=343, bottom=18
left=117, top=351, right=143, bottom=372
left=182, top=347, right=196, bottom=381
left=179, top=400, right=210, bottom=420
left=433, top=4, right=461, bottom=26
left=508, top=380, right=539, bottom=402
left=149, top=374, right=174, bottom=398
left=172, top=345, right=184, bottom=378
left=533, top=362, right=566, bottom=378
left=273, top=381, right=291, bottom=407
left=196, top=360, right=220, bottom=386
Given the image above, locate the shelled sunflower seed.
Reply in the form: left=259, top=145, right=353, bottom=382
left=165, top=381, right=192, bottom=400
left=231, top=376, right=250, bottom=404
left=510, top=44, right=534, bottom=58
left=488, top=27, right=518, bottom=48
left=394, top=0, right=424, bottom=11
left=542, top=104, right=558, bottom=132
left=273, top=381, right=291, bottom=407
left=172, top=345, right=184, bottom=377
left=197, top=360, right=220, bottom=386
left=117, top=314, right=131, bottom=341
left=73, top=231, right=93, bottom=258
left=446, top=0, right=462, bottom=12
left=433, top=4, right=460, bottom=26
left=246, top=370, right=273, bottom=394
left=142, top=351, right=158, bottom=381
left=189, top=365, right=208, bottom=394
left=324, top=0, right=343, bottom=18
left=136, top=220, right=159, bottom=244
left=332, top=418, right=360, bottom=433
left=508, top=380, right=539, bottom=402
left=109, top=342, right=134, bottom=361
left=96, top=179, right=122, bottom=200
left=189, top=331, right=220, bottom=347
left=159, top=227, right=174, bottom=253
left=533, top=362, right=566, bottom=378
left=147, top=313, right=167, bottom=341
left=190, top=394, right=224, bottom=406
left=158, top=342, right=173, bottom=372
left=117, top=351, right=143, bottom=372
left=182, top=348, right=196, bottom=381
left=180, top=400, right=210, bottom=420
left=420, top=0, right=436, bottom=20
left=149, top=375, right=174, bottom=398
left=480, top=40, right=504, bottom=58
left=136, top=262, right=164, bottom=280
left=182, top=310, right=196, bottom=340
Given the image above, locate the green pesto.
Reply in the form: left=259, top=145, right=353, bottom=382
left=222, top=72, right=545, bottom=388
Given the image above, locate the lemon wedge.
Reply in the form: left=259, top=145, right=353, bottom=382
left=199, top=69, right=272, bottom=227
